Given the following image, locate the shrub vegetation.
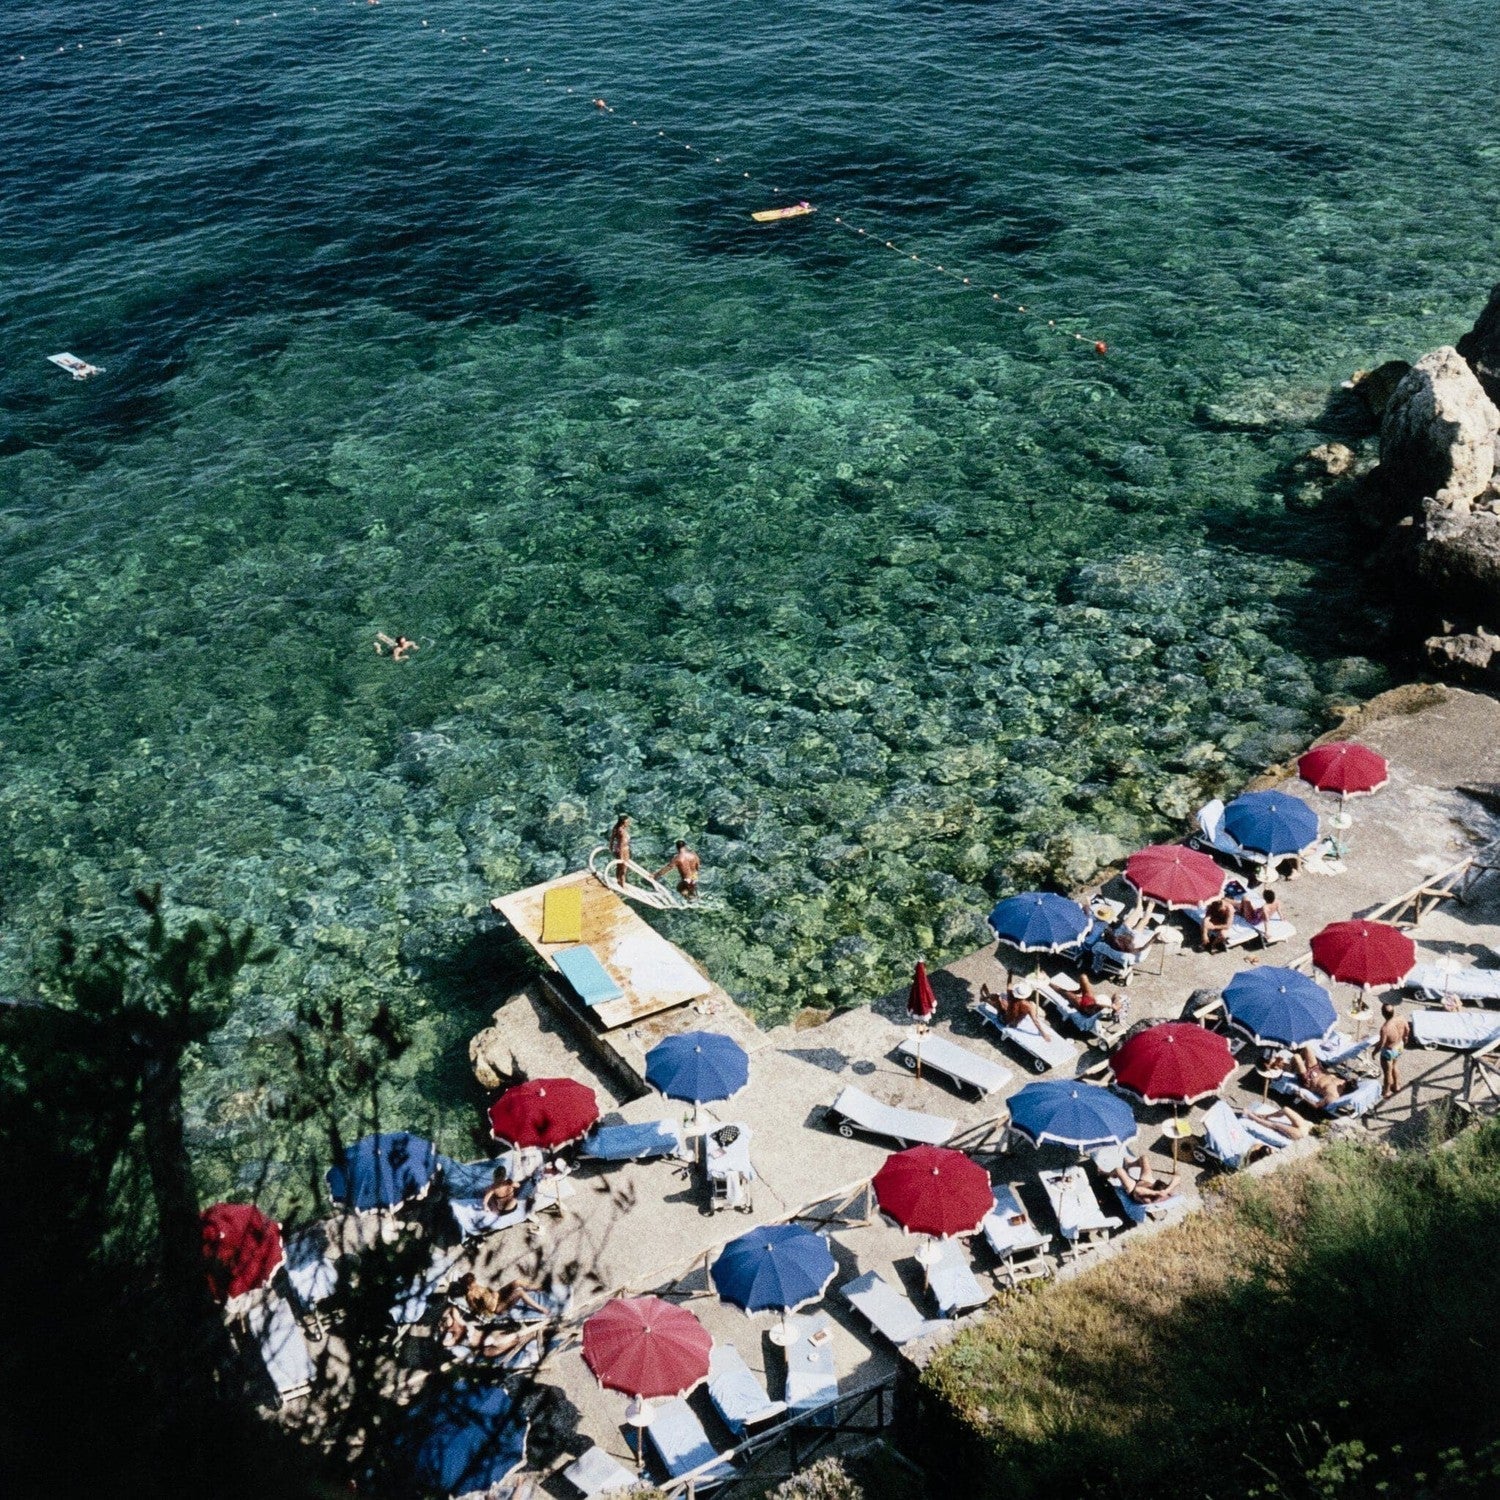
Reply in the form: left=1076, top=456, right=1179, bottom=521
left=925, top=1121, right=1500, bottom=1498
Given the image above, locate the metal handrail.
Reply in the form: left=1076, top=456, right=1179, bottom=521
left=660, top=1378, right=901, bottom=1497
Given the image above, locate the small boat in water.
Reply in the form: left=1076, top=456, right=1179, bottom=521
left=48, top=352, right=104, bottom=380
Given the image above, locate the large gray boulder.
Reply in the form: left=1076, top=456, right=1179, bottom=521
left=1379, top=346, right=1499, bottom=515
left=1420, top=499, right=1500, bottom=617
left=1457, top=282, right=1500, bottom=407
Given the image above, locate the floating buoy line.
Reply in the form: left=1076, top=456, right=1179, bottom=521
left=12, top=2, right=1110, bottom=355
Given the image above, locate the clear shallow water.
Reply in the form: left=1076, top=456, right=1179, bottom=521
left=2, top=1, right=1497, bottom=1131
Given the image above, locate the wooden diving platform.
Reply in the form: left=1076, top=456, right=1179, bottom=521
left=491, top=871, right=712, bottom=1032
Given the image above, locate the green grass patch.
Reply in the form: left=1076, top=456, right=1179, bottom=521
left=924, top=1123, right=1500, bottom=1497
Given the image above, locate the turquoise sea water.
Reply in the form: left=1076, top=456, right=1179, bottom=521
left=3, top=1, right=1498, bottom=1134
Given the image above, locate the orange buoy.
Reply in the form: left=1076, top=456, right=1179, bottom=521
left=1094, top=341, right=1108, bottom=355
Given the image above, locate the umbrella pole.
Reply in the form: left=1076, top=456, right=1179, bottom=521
left=915, top=1024, right=925, bottom=1082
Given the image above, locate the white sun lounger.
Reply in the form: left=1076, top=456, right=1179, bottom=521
left=1315, top=1031, right=1372, bottom=1067
left=1406, top=964, right=1500, bottom=1006
left=1411, top=1009, right=1500, bottom=1051
left=1193, top=1099, right=1291, bottom=1170
left=1036, top=976, right=1125, bottom=1041
left=982, top=1183, right=1052, bottom=1284
left=704, top=1123, right=756, bottom=1212
left=708, top=1343, right=785, bottom=1436
left=645, top=1399, right=734, bottom=1487
left=825, top=1085, right=956, bottom=1147
left=244, top=1288, right=316, bottom=1405
left=840, top=1270, right=945, bottom=1348
left=971, top=1000, right=1078, bottom=1075
left=783, top=1312, right=839, bottom=1417
left=1192, top=798, right=1266, bottom=870
left=927, top=1238, right=991, bottom=1317
left=1040, top=1167, right=1122, bottom=1256
left=897, top=1031, right=1014, bottom=1098
left=283, top=1225, right=339, bottom=1310
left=1270, top=1073, right=1383, bottom=1116
left=392, top=1246, right=466, bottom=1326
left=579, top=1119, right=689, bottom=1162
left=564, top=1445, right=637, bottom=1496
left=1182, top=900, right=1278, bottom=948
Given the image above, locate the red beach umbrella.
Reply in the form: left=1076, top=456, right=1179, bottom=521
left=1310, top=920, right=1415, bottom=989
left=488, top=1077, right=599, bottom=1149
left=1109, top=1023, right=1235, bottom=1105
left=1124, top=844, right=1226, bottom=909
left=1298, top=742, right=1389, bottom=798
left=200, top=1202, right=283, bottom=1303
left=872, top=1145, right=992, bottom=1239
left=907, top=960, right=937, bottom=1022
left=581, top=1295, right=712, bottom=1399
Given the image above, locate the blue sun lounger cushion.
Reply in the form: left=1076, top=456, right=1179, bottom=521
left=553, top=945, right=624, bottom=1008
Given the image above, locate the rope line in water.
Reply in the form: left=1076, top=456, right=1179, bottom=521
left=10, top=2, right=1110, bottom=353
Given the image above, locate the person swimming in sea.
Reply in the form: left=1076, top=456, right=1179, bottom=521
left=375, top=633, right=418, bottom=662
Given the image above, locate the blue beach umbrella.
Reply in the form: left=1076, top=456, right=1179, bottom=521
left=1007, top=1080, right=1137, bottom=1151
left=1223, top=966, right=1337, bottom=1048
left=1222, top=790, right=1319, bottom=856
left=645, top=1030, right=750, bottom=1103
left=326, top=1131, right=436, bottom=1211
left=393, top=1378, right=528, bottom=1495
left=711, top=1224, right=837, bottom=1315
left=988, top=892, right=1092, bottom=954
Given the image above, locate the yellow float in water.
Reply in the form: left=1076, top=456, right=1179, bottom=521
left=751, top=201, right=815, bottom=222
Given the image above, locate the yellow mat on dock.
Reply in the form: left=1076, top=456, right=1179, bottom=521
left=541, top=886, right=583, bottom=944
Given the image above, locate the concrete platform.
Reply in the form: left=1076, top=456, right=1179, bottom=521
left=492, top=871, right=713, bottom=1032
left=464, top=686, right=1500, bottom=1491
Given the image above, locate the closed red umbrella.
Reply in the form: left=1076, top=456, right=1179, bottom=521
left=1310, top=920, right=1415, bottom=989
left=1298, top=743, right=1389, bottom=798
left=200, top=1202, right=283, bottom=1303
left=488, top=1077, right=599, bottom=1149
left=1109, top=1023, right=1234, bottom=1105
left=906, top=960, right=937, bottom=1022
left=872, top=1145, right=992, bottom=1239
left=582, top=1296, right=712, bottom=1399
left=1124, top=844, right=1226, bottom=909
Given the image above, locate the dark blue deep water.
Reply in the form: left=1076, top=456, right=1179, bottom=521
left=2, top=0, right=1497, bottom=1134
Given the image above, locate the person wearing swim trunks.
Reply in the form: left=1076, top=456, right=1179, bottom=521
left=1376, top=1001, right=1411, bottom=1099
left=654, top=840, right=701, bottom=899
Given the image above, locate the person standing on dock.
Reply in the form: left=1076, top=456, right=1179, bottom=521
left=608, top=814, right=632, bottom=886
left=655, top=840, right=701, bottom=900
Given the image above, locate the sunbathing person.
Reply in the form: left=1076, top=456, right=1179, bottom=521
left=482, top=1168, right=520, bottom=1216
left=1109, top=1153, right=1178, bottom=1204
left=1200, top=897, right=1235, bottom=953
left=980, top=976, right=1060, bottom=1042
left=439, top=1305, right=543, bottom=1359
left=1250, top=1105, right=1314, bottom=1141
left=1074, top=973, right=1113, bottom=1013
left=1292, top=1046, right=1358, bottom=1106
left=1240, top=885, right=1283, bottom=939
left=1103, top=913, right=1153, bottom=954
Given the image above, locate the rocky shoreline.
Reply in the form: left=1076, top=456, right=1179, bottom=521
left=1312, top=283, right=1500, bottom=678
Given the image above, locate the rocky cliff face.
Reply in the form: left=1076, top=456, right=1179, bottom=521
left=1380, top=347, right=1498, bottom=511
left=1360, top=299, right=1500, bottom=680
left=1457, top=282, right=1500, bottom=407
